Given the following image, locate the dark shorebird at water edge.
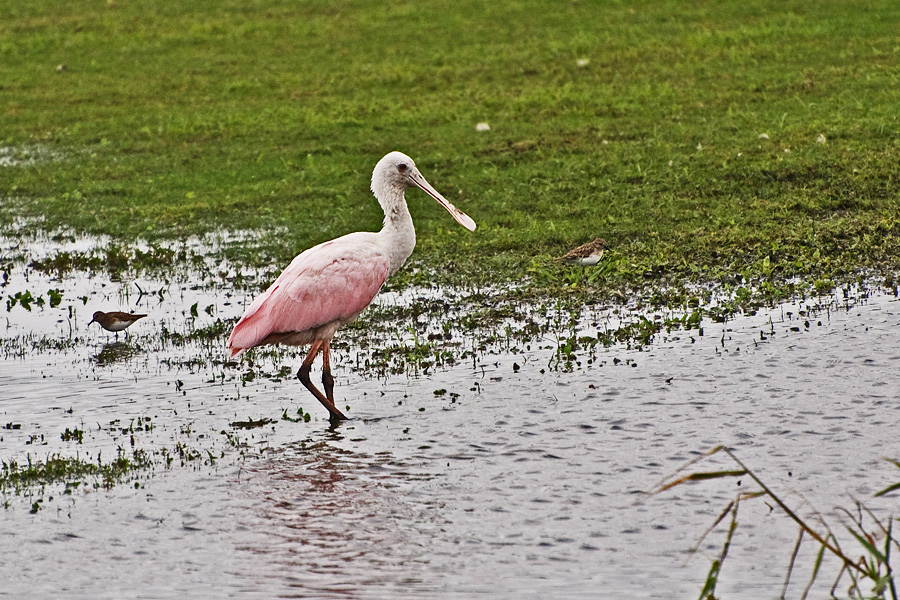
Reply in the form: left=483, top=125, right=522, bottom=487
left=89, top=311, right=147, bottom=338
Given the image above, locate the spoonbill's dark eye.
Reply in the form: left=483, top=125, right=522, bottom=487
left=397, top=163, right=408, bottom=172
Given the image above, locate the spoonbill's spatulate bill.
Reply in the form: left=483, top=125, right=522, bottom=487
left=227, top=152, right=476, bottom=421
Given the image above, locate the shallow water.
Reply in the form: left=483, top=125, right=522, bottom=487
left=0, top=247, right=898, bottom=599
left=0, top=145, right=63, bottom=168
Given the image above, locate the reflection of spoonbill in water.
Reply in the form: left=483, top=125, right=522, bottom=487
left=227, top=152, right=477, bottom=421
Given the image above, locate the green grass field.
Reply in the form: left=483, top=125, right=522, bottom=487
left=2, top=0, right=899, bottom=296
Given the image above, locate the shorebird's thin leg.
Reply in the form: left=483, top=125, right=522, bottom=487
left=321, top=341, right=336, bottom=404
left=297, top=340, right=347, bottom=421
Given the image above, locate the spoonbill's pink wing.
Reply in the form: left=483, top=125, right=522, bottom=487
left=227, top=234, right=390, bottom=357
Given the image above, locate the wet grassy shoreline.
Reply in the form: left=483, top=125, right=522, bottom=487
left=2, top=0, right=899, bottom=306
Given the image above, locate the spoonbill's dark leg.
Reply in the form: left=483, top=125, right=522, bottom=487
left=322, top=341, right=336, bottom=404
left=297, top=340, right=347, bottom=421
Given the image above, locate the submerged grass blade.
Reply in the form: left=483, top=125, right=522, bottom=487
left=689, top=500, right=735, bottom=559
left=655, top=470, right=748, bottom=494
left=800, top=535, right=829, bottom=600
left=886, top=518, right=897, bottom=600
left=830, top=563, right=848, bottom=599
left=698, top=496, right=741, bottom=600
left=698, top=560, right=722, bottom=600
left=853, top=501, right=900, bottom=555
left=644, top=445, right=728, bottom=498
left=782, top=529, right=805, bottom=600
left=876, top=459, right=900, bottom=498
left=875, top=482, right=900, bottom=498
left=845, top=526, right=888, bottom=567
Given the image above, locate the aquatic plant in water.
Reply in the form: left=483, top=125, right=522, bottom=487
left=647, top=447, right=899, bottom=600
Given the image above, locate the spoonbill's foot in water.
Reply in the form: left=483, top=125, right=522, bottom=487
left=296, top=340, right=347, bottom=421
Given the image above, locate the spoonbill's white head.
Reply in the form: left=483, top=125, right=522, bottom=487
left=371, top=151, right=476, bottom=231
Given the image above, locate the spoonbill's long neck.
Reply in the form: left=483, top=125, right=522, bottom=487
left=378, top=187, right=416, bottom=277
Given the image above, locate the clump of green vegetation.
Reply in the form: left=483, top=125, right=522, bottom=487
left=6, top=290, right=37, bottom=311
left=60, top=427, right=83, bottom=444
left=0, top=450, right=152, bottom=494
left=26, top=242, right=204, bottom=280
left=229, top=417, right=276, bottom=430
left=282, top=408, right=312, bottom=423
left=648, top=447, right=899, bottom=600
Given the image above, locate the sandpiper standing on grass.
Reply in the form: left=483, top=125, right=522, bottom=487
left=557, top=238, right=609, bottom=266
left=88, top=311, right=147, bottom=338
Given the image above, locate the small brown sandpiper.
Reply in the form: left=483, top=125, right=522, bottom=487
left=88, top=311, right=147, bottom=337
left=557, top=238, right=609, bottom=266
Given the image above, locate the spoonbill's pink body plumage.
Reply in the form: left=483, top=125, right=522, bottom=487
left=227, top=152, right=476, bottom=421
left=227, top=235, right=391, bottom=353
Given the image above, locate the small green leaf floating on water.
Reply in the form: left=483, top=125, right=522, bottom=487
left=48, top=288, right=63, bottom=308
left=60, top=427, right=84, bottom=443
left=7, top=290, right=35, bottom=311
left=282, top=408, right=311, bottom=423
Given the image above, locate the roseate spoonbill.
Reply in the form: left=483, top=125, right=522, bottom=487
left=556, top=238, right=609, bottom=266
left=227, top=152, right=476, bottom=421
left=89, top=311, right=147, bottom=338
